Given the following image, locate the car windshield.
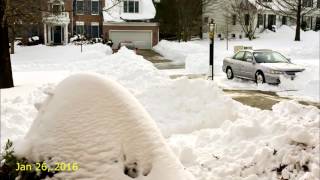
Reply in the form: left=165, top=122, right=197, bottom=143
left=253, top=51, right=289, bottom=63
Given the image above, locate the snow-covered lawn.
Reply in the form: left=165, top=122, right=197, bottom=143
left=154, top=26, right=320, bottom=102
left=1, top=38, right=319, bottom=179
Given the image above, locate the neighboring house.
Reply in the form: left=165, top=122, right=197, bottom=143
left=202, top=0, right=320, bottom=39
left=301, top=0, right=320, bottom=30
left=42, top=0, right=104, bottom=45
left=102, top=0, right=159, bottom=49
left=41, top=0, right=159, bottom=49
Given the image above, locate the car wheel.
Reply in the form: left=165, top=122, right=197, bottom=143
left=255, top=71, right=265, bottom=84
left=226, top=68, right=234, bottom=80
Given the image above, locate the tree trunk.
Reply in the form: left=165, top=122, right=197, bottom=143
left=10, top=24, right=15, bottom=54
left=295, top=0, right=302, bottom=41
left=0, top=0, right=14, bottom=89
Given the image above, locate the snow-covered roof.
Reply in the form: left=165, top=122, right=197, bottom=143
left=103, top=0, right=156, bottom=22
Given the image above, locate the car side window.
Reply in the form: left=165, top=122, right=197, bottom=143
left=244, top=52, right=253, bottom=62
left=233, top=51, right=245, bottom=61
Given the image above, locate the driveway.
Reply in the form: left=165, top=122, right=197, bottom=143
left=137, top=50, right=185, bottom=69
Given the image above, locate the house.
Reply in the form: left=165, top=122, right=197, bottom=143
left=41, top=0, right=159, bottom=49
left=202, top=0, right=320, bottom=39
left=42, top=0, right=104, bottom=45
left=102, top=0, right=159, bottom=49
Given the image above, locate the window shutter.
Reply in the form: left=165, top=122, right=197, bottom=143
left=73, top=0, right=76, bottom=14
left=86, top=25, right=92, bottom=38
left=87, top=0, right=92, bottom=15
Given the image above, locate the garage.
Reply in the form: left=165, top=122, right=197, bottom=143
left=109, top=30, right=152, bottom=49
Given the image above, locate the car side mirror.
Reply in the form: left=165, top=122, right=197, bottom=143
left=246, top=58, right=253, bottom=62
left=287, top=58, right=292, bottom=63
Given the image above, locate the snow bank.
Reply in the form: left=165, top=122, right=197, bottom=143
left=16, top=74, right=194, bottom=180
left=137, top=78, right=239, bottom=136
left=168, top=101, right=320, bottom=180
left=153, top=40, right=207, bottom=63
left=2, top=47, right=238, bottom=142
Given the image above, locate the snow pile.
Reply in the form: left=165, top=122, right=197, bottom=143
left=16, top=74, right=194, bottom=180
left=136, top=78, right=239, bottom=136
left=103, top=0, right=156, bottom=22
left=153, top=40, right=207, bottom=63
left=1, top=47, right=238, bottom=142
left=168, top=101, right=320, bottom=180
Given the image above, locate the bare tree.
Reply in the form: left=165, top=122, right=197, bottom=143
left=256, top=0, right=317, bottom=41
left=1, top=0, right=41, bottom=88
left=227, top=0, right=264, bottom=40
left=6, top=0, right=41, bottom=54
left=156, top=0, right=213, bottom=41
left=1, top=0, right=14, bottom=88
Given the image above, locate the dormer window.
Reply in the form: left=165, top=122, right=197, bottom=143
left=50, top=0, right=65, bottom=15
left=123, top=0, right=139, bottom=13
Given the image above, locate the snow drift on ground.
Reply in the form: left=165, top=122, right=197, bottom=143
left=168, top=101, right=320, bottom=180
left=153, top=26, right=320, bottom=102
left=15, top=74, right=194, bottom=180
left=1, top=45, right=237, bottom=140
left=1, top=43, right=319, bottom=179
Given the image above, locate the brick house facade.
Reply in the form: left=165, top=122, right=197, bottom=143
left=42, top=0, right=105, bottom=45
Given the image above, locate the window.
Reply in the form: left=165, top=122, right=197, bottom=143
left=318, top=0, right=320, bottom=8
left=234, top=51, right=245, bottom=61
left=91, top=24, right=99, bottom=38
left=91, top=0, right=100, bottom=15
left=257, top=14, right=263, bottom=27
left=76, top=0, right=84, bottom=14
left=232, top=14, right=236, bottom=25
left=76, top=22, right=85, bottom=35
left=282, top=16, right=287, bottom=25
left=245, top=14, right=250, bottom=26
left=302, top=0, right=313, bottom=7
left=204, top=17, right=209, bottom=23
left=244, top=52, right=253, bottom=62
left=123, top=0, right=139, bottom=13
left=52, top=4, right=62, bottom=14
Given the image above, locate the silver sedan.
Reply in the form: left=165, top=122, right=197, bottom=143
left=222, top=50, right=305, bottom=84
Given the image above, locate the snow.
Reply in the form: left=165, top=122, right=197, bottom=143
left=168, top=101, right=320, bottom=180
left=15, top=74, right=194, bottom=180
left=103, top=0, right=156, bottom=22
left=1, top=30, right=319, bottom=179
left=153, top=26, right=320, bottom=102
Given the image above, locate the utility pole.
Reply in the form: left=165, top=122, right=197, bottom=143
left=208, top=19, right=216, bottom=81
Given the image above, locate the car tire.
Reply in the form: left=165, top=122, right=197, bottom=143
left=226, top=67, right=234, bottom=80
left=255, top=71, right=265, bottom=84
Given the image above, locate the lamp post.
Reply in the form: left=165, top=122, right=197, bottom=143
left=209, top=19, right=216, bottom=81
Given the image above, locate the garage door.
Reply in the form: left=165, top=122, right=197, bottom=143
left=109, top=30, right=152, bottom=49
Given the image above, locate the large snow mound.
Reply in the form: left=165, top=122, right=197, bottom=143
left=168, top=101, right=320, bottom=180
left=16, top=74, right=194, bottom=180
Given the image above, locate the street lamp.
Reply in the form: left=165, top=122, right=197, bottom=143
left=208, top=19, right=216, bottom=81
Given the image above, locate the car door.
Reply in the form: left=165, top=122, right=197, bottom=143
left=230, top=51, right=245, bottom=77
left=241, top=52, right=256, bottom=79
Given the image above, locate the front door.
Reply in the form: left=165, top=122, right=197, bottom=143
left=54, top=26, right=62, bottom=44
left=316, top=17, right=320, bottom=31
